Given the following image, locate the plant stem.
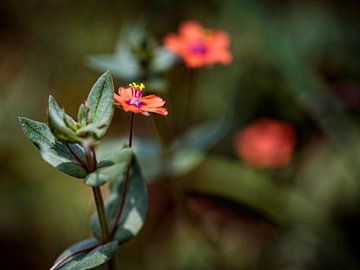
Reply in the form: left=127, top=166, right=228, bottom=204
left=110, top=113, right=134, bottom=237
left=84, top=143, right=115, bottom=270
left=128, top=113, right=134, bottom=147
left=92, top=186, right=110, bottom=242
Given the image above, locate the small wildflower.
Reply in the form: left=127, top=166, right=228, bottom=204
left=114, top=82, right=168, bottom=116
left=163, top=21, right=232, bottom=68
left=234, top=118, right=296, bottom=168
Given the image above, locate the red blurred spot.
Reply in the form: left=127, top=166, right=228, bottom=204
left=234, top=118, right=296, bottom=168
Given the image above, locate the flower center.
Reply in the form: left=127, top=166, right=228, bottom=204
left=128, top=97, right=141, bottom=107
left=190, top=42, right=208, bottom=55
left=127, top=82, right=145, bottom=108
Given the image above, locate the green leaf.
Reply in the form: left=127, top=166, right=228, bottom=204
left=151, top=48, right=178, bottom=73
left=77, top=102, right=89, bottom=126
left=84, top=148, right=133, bottom=187
left=167, top=118, right=230, bottom=176
left=86, top=24, right=143, bottom=81
left=87, top=52, right=140, bottom=81
left=86, top=71, right=114, bottom=139
left=53, top=239, right=118, bottom=270
left=96, top=138, right=162, bottom=180
left=90, top=157, right=148, bottom=243
left=19, top=117, right=87, bottom=178
left=48, top=95, right=81, bottom=143
left=170, top=118, right=229, bottom=152
left=75, top=123, right=98, bottom=137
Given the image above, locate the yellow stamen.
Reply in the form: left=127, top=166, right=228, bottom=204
left=129, top=82, right=145, bottom=91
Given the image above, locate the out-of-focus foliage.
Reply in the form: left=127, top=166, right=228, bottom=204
left=97, top=118, right=229, bottom=179
left=88, top=23, right=177, bottom=92
left=1, top=0, right=360, bottom=269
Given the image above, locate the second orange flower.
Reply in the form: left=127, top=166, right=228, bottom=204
left=163, top=21, right=232, bottom=68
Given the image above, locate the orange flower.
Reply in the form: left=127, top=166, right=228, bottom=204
left=234, top=118, right=296, bottom=168
left=163, top=21, right=232, bottom=68
left=114, top=82, right=168, bottom=116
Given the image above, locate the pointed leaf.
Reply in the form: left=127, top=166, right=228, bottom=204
left=90, top=157, right=148, bottom=243
left=86, top=71, right=114, bottom=139
left=48, top=95, right=81, bottom=143
left=19, top=117, right=87, bottom=178
left=77, top=102, right=89, bottom=126
left=84, top=148, right=133, bottom=187
left=53, top=239, right=118, bottom=270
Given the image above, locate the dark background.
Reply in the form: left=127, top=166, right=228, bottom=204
left=1, top=0, right=360, bottom=269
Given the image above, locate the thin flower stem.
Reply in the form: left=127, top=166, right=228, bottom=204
left=110, top=113, right=134, bottom=237
left=128, top=112, right=134, bottom=147
left=49, top=243, right=101, bottom=270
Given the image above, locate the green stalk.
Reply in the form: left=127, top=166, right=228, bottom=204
left=92, top=186, right=110, bottom=242
left=84, top=143, right=116, bottom=270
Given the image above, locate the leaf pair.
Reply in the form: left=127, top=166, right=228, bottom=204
left=48, top=71, right=114, bottom=143
left=19, top=71, right=115, bottom=181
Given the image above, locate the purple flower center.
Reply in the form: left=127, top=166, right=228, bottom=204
left=127, top=87, right=143, bottom=108
left=128, top=97, right=141, bottom=107
left=190, top=42, right=208, bottom=55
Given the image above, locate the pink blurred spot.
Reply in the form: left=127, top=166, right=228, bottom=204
left=234, top=118, right=296, bottom=169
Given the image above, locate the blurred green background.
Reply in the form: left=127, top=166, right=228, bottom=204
left=1, top=0, right=360, bottom=269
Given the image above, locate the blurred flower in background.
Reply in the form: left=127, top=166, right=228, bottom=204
left=234, top=118, right=296, bottom=168
left=163, top=21, right=232, bottom=68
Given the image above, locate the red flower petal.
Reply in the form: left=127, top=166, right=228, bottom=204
left=119, top=87, right=133, bottom=99
left=179, top=21, right=204, bottom=39
left=163, top=34, right=183, bottom=52
left=209, top=31, right=231, bottom=48
left=140, top=95, right=166, bottom=107
left=143, top=106, right=168, bottom=116
left=121, top=103, right=144, bottom=114
left=163, top=21, right=232, bottom=68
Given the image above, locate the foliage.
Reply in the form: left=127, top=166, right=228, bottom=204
left=19, top=71, right=148, bottom=269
